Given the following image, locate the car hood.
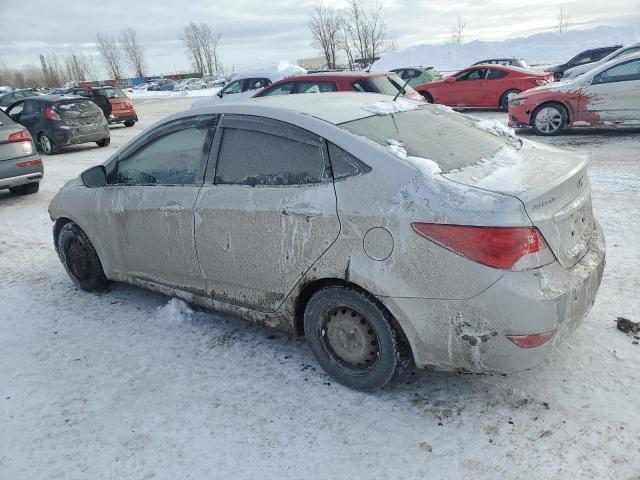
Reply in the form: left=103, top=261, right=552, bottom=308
left=513, top=78, right=582, bottom=98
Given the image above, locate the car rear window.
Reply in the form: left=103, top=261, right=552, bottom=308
left=339, top=106, right=511, bottom=173
left=353, top=74, right=418, bottom=96
left=54, top=100, right=101, bottom=115
left=101, top=88, right=126, bottom=98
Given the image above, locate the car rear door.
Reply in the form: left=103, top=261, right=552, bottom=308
left=579, top=58, right=640, bottom=123
left=193, top=114, right=340, bottom=312
left=94, top=115, right=217, bottom=292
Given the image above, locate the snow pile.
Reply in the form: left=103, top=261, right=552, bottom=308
left=362, top=99, right=420, bottom=115
left=386, top=139, right=441, bottom=175
left=127, top=87, right=222, bottom=100
left=371, top=25, right=640, bottom=72
left=231, top=60, right=306, bottom=80
left=157, top=298, right=194, bottom=322
left=472, top=118, right=517, bottom=140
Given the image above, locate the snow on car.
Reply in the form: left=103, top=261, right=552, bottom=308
left=509, top=53, right=640, bottom=134
left=48, top=92, right=604, bottom=390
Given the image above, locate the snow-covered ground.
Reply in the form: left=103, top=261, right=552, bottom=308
left=1, top=98, right=639, bottom=479
left=372, top=25, right=640, bottom=72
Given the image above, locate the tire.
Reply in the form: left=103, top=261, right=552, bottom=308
left=96, top=137, right=110, bottom=147
left=123, top=120, right=135, bottom=127
left=9, top=181, right=39, bottom=195
left=39, top=133, right=58, bottom=155
left=304, top=286, right=411, bottom=391
left=499, top=89, right=520, bottom=111
left=56, top=222, right=109, bottom=291
left=419, top=91, right=433, bottom=103
left=531, top=103, right=567, bottom=136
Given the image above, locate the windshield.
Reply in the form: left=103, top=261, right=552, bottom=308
left=339, top=106, right=511, bottom=173
left=101, top=88, right=126, bottom=98
left=353, top=74, right=418, bottom=96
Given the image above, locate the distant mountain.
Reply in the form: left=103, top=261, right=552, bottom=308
left=371, top=25, right=640, bottom=72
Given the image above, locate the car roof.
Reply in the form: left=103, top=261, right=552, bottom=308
left=19, top=94, right=87, bottom=102
left=272, top=71, right=391, bottom=83
left=190, top=92, right=406, bottom=125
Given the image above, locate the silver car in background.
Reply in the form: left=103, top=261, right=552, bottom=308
left=48, top=93, right=605, bottom=390
left=0, top=109, right=43, bottom=195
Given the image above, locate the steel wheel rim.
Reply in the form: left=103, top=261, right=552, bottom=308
left=66, top=239, right=92, bottom=282
left=535, top=107, right=562, bottom=133
left=320, top=306, right=380, bottom=373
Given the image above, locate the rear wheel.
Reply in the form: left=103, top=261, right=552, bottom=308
left=39, top=133, right=58, bottom=155
left=123, top=120, right=135, bottom=127
left=531, top=103, right=566, bottom=135
left=304, top=286, right=410, bottom=391
left=9, top=181, right=39, bottom=195
left=56, top=222, right=109, bottom=291
left=499, top=89, right=520, bottom=110
left=419, top=91, right=433, bottom=103
left=96, top=137, right=110, bottom=147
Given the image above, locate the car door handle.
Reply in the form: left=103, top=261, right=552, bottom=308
left=159, top=202, right=185, bottom=212
left=281, top=206, right=322, bottom=217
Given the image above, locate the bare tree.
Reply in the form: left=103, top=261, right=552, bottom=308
left=95, top=32, right=123, bottom=79
left=120, top=27, right=146, bottom=78
left=309, top=4, right=342, bottom=69
left=341, top=0, right=390, bottom=68
left=556, top=7, right=571, bottom=34
left=450, top=15, right=466, bottom=44
left=179, top=23, right=222, bottom=76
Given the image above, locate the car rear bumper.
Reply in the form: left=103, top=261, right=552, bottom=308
left=52, top=125, right=109, bottom=147
left=0, top=164, right=43, bottom=189
left=378, top=220, right=606, bottom=373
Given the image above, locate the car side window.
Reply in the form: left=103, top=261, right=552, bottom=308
left=571, top=52, right=594, bottom=66
left=115, top=125, right=210, bottom=185
left=457, top=69, right=487, bottom=81
left=22, top=100, right=39, bottom=114
left=247, top=78, right=271, bottom=91
left=214, top=126, right=329, bottom=186
left=221, top=79, right=244, bottom=95
left=592, top=59, right=640, bottom=85
left=264, top=82, right=295, bottom=96
left=328, top=143, right=371, bottom=180
left=487, top=69, right=508, bottom=80
left=6, top=101, right=24, bottom=119
left=297, top=81, right=337, bottom=93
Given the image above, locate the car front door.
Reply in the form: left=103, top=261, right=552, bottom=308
left=94, top=115, right=217, bottom=293
left=446, top=68, right=488, bottom=106
left=579, top=58, right=640, bottom=123
left=194, top=114, right=340, bottom=312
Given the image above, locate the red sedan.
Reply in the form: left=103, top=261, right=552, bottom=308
left=414, top=65, right=554, bottom=110
left=253, top=71, right=424, bottom=101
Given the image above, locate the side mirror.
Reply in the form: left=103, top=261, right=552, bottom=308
left=217, top=90, right=224, bottom=98
left=81, top=165, right=107, bottom=188
left=445, top=76, right=456, bottom=84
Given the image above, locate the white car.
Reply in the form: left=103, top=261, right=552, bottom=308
left=174, top=78, right=203, bottom=91
left=564, top=43, right=640, bottom=79
left=192, top=62, right=306, bottom=108
left=201, top=76, right=226, bottom=89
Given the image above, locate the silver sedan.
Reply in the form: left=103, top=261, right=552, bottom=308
left=0, top=109, right=42, bottom=195
left=49, top=93, right=605, bottom=390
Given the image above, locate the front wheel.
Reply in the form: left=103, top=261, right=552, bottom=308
left=56, top=222, right=109, bottom=291
left=499, top=89, right=520, bottom=110
left=419, top=91, right=433, bottom=103
left=96, top=137, right=110, bottom=147
left=123, top=120, right=136, bottom=127
left=304, top=286, right=411, bottom=391
left=531, top=104, right=566, bottom=135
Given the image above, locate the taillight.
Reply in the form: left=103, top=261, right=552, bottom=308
left=8, top=130, right=32, bottom=142
left=411, top=223, right=553, bottom=271
left=45, top=106, right=61, bottom=120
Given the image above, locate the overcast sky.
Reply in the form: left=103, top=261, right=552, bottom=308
left=2, top=0, right=639, bottom=78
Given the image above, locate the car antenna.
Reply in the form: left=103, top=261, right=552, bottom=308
left=393, top=76, right=412, bottom=102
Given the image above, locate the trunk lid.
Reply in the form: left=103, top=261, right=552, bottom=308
left=56, top=100, right=103, bottom=127
left=443, top=140, right=594, bottom=268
